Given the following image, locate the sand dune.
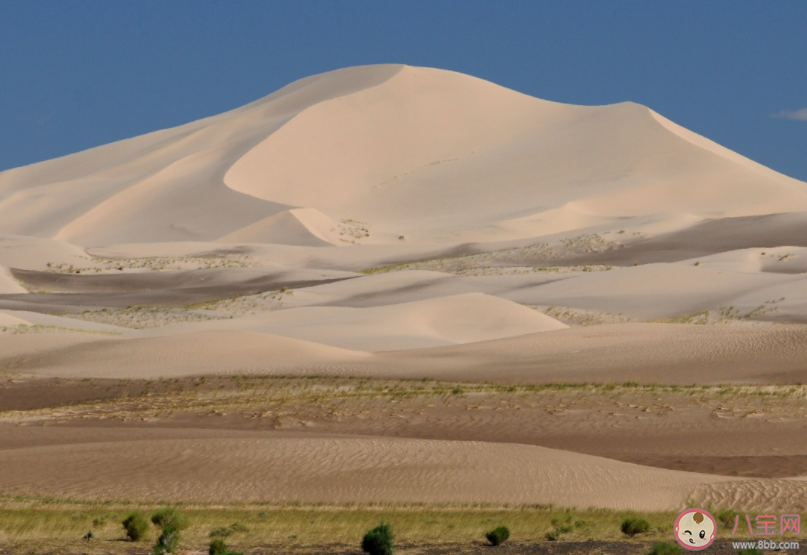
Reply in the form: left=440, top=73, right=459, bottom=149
left=183, top=292, right=568, bottom=351
left=2, top=65, right=806, bottom=247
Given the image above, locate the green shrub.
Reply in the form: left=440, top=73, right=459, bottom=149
left=485, top=526, right=510, bottom=546
left=122, top=512, right=150, bottom=542
left=545, top=529, right=560, bottom=541
left=153, top=525, right=180, bottom=555
left=646, top=541, right=681, bottom=555
left=621, top=517, right=651, bottom=537
left=151, top=508, right=189, bottom=530
left=362, top=522, right=394, bottom=555
left=737, top=549, right=763, bottom=555
left=209, top=538, right=228, bottom=555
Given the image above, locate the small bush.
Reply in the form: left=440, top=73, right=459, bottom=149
left=646, top=541, right=681, bottom=555
left=151, top=508, right=189, bottom=530
left=485, top=526, right=510, bottom=546
left=545, top=529, right=560, bottom=541
left=362, top=522, right=394, bottom=555
left=122, top=512, right=150, bottom=542
left=737, top=550, right=763, bottom=555
left=621, top=517, right=651, bottom=537
left=153, top=525, right=180, bottom=555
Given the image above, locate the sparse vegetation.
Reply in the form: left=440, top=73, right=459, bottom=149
left=0, top=502, right=793, bottom=553
left=360, top=235, right=620, bottom=276
left=484, top=526, right=510, bottom=545
left=362, top=522, right=394, bottom=555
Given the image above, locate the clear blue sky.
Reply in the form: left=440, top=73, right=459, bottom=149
left=2, top=1, right=805, bottom=179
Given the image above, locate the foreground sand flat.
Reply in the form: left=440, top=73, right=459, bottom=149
left=0, top=431, right=740, bottom=509
left=2, top=65, right=807, bottom=511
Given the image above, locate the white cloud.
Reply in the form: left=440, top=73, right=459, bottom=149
left=771, top=108, right=807, bottom=121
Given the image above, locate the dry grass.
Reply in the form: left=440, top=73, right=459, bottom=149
left=3, top=377, right=806, bottom=428
left=60, top=289, right=295, bottom=329
left=44, top=254, right=258, bottom=275
left=0, top=324, right=122, bottom=336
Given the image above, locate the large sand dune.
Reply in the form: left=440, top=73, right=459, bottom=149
left=2, top=65, right=807, bottom=511
left=2, top=65, right=806, bottom=247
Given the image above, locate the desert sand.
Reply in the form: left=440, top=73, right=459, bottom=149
left=1, top=65, right=807, bottom=511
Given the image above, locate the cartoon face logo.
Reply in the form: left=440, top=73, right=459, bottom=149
left=674, top=508, right=716, bottom=550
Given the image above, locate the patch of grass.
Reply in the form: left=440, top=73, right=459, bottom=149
left=151, top=507, right=189, bottom=530
left=209, top=526, right=233, bottom=538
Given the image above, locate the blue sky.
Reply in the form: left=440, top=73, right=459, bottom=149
left=1, top=1, right=805, bottom=179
